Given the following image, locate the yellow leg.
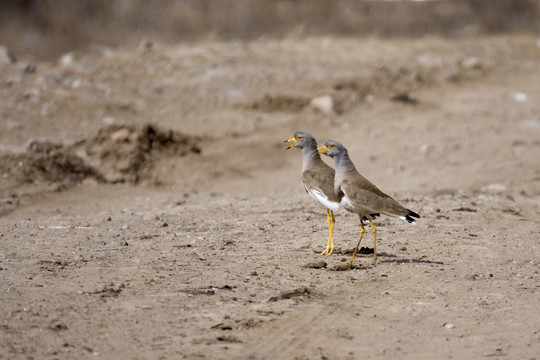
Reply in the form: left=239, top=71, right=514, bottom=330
left=368, top=219, right=377, bottom=265
left=344, top=217, right=365, bottom=264
left=319, top=210, right=335, bottom=256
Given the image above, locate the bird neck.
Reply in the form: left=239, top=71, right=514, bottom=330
left=301, top=146, right=322, bottom=172
left=333, top=152, right=356, bottom=175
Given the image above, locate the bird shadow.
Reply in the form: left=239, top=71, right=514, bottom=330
left=378, top=256, right=444, bottom=265
left=313, top=247, right=444, bottom=270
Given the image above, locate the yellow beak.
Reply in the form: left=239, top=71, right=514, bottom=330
left=284, top=137, right=296, bottom=150
left=317, top=145, right=327, bottom=154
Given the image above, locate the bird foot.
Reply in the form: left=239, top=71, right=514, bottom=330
left=318, top=247, right=334, bottom=256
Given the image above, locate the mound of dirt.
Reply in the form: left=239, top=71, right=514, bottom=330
left=73, top=123, right=201, bottom=184
left=0, top=123, right=201, bottom=191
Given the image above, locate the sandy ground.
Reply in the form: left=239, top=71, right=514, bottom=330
left=1, top=34, right=540, bottom=359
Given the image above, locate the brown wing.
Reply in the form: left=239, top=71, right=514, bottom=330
left=341, top=172, right=410, bottom=217
left=302, top=160, right=339, bottom=203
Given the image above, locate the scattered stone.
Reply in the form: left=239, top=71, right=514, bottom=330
left=22, top=63, right=36, bottom=74
left=303, top=260, right=327, bottom=269
left=461, top=57, right=482, bottom=69
left=143, top=213, right=159, bottom=221
left=268, top=286, right=311, bottom=302
left=391, top=92, right=418, bottom=105
left=216, top=335, right=242, bottom=343
left=81, top=177, right=98, bottom=187
left=331, top=263, right=365, bottom=271
left=211, top=322, right=233, bottom=331
left=452, top=207, right=477, bottom=212
left=179, top=288, right=215, bottom=296
left=0, top=46, right=17, bottom=64
left=26, top=138, right=63, bottom=153
left=138, top=38, right=153, bottom=52
left=502, top=209, right=523, bottom=217
left=48, top=320, right=68, bottom=331
left=420, top=143, right=435, bottom=156
left=110, top=128, right=131, bottom=143
left=88, top=283, right=125, bottom=298
left=59, top=52, right=75, bottom=67
left=512, top=92, right=528, bottom=103
left=443, top=322, right=455, bottom=329
left=482, top=348, right=504, bottom=357
left=310, top=95, right=335, bottom=114
left=103, top=116, right=116, bottom=125
left=481, top=183, right=507, bottom=194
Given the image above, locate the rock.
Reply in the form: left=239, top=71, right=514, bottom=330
left=138, top=38, right=153, bottom=52
left=420, top=143, right=435, bottom=156
left=103, top=117, right=116, bottom=125
left=391, top=92, right=418, bottom=105
left=461, top=57, right=482, bottom=69
left=0, top=46, right=17, bottom=64
left=59, top=52, right=75, bottom=67
left=268, top=286, right=311, bottom=302
left=303, top=261, right=327, bottom=269
left=310, top=95, right=335, bottom=114
left=512, top=92, right=528, bottom=103
left=26, top=138, right=63, bottom=153
left=82, top=177, right=98, bottom=187
left=143, top=213, right=159, bottom=221
left=20, top=63, right=36, bottom=74
left=481, top=184, right=507, bottom=194
left=110, top=128, right=130, bottom=143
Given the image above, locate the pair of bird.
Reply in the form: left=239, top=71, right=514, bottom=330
left=285, top=131, right=419, bottom=265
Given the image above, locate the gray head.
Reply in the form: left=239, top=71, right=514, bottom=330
left=318, top=139, right=348, bottom=158
left=284, top=131, right=318, bottom=150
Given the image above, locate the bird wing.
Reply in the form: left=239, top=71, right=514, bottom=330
left=306, top=186, right=340, bottom=211
left=302, top=167, right=340, bottom=211
left=340, top=173, right=409, bottom=217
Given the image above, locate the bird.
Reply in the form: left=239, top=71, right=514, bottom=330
left=285, top=131, right=340, bottom=256
left=318, top=139, right=419, bottom=265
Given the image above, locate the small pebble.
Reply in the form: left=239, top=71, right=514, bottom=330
left=143, top=213, right=159, bottom=221
left=310, top=95, right=335, bottom=114
left=110, top=128, right=130, bottom=143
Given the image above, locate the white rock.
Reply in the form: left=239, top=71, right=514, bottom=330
left=512, top=92, right=528, bottom=103
left=111, top=128, right=130, bottom=143
left=59, top=52, right=74, bottom=67
left=103, top=116, right=116, bottom=125
left=481, top=184, right=507, bottom=193
left=310, top=95, right=334, bottom=114
left=462, top=57, right=482, bottom=69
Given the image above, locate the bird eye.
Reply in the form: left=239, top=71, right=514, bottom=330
left=329, top=144, right=335, bottom=148
left=297, top=136, right=302, bottom=140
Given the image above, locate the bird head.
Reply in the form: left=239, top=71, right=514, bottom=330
left=284, top=131, right=317, bottom=150
left=317, top=139, right=345, bottom=158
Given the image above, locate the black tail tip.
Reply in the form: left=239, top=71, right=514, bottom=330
left=404, top=210, right=420, bottom=223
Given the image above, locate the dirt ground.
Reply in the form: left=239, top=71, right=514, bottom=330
left=1, top=33, right=540, bottom=359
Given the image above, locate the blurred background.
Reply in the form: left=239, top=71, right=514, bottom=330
left=1, top=0, right=539, bottom=60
